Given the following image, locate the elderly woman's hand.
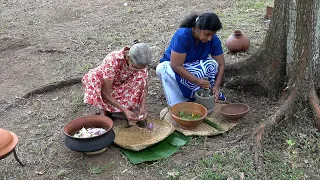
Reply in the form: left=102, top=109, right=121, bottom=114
left=138, top=107, right=148, bottom=121
left=123, top=109, right=140, bottom=123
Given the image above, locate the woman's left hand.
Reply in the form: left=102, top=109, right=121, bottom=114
left=212, top=86, right=220, bottom=102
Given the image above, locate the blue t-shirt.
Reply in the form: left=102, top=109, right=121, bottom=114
left=160, top=28, right=223, bottom=63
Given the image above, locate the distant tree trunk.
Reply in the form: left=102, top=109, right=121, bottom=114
left=224, top=0, right=320, bottom=173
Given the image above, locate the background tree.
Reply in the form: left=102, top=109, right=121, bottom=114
left=224, top=0, right=320, bottom=172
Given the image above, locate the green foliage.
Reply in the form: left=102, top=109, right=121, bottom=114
left=286, top=139, right=295, bottom=147
left=200, top=169, right=226, bottom=180
left=80, top=62, right=94, bottom=72
left=88, top=162, right=114, bottom=174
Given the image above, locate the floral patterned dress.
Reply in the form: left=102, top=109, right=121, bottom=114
left=82, top=47, right=148, bottom=112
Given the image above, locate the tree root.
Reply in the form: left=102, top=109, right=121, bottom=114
left=38, top=49, right=66, bottom=54
left=224, top=75, right=257, bottom=88
left=309, top=87, right=320, bottom=131
left=22, top=77, right=82, bottom=98
left=252, top=88, right=297, bottom=175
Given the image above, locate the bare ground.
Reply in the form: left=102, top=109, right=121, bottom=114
left=1, top=0, right=319, bottom=180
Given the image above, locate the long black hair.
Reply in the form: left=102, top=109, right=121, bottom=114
left=179, top=12, right=222, bottom=31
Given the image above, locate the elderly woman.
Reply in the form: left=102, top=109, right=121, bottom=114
left=82, top=43, right=152, bottom=123
left=156, top=12, right=226, bottom=107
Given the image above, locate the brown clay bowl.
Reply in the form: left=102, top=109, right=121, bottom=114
left=220, top=103, right=250, bottom=123
left=169, top=102, right=207, bottom=130
left=63, top=115, right=115, bottom=152
left=0, top=129, right=12, bottom=150
left=0, top=129, right=18, bottom=158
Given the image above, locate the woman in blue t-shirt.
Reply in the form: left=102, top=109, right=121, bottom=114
left=156, top=12, right=225, bottom=106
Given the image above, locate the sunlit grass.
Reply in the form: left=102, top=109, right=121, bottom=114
left=216, top=0, right=274, bottom=52
left=192, top=148, right=258, bottom=179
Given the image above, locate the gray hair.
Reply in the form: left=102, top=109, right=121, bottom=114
left=129, top=43, right=152, bottom=66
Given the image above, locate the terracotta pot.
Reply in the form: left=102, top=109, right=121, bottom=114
left=264, top=5, right=273, bottom=19
left=220, top=103, right=250, bottom=123
left=225, top=30, right=250, bottom=53
left=63, top=115, right=115, bottom=152
left=0, top=128, right=18, bottom=158
left=169, top=102, right=207, bottom=130
left=266, top=5, right=273, bottom=15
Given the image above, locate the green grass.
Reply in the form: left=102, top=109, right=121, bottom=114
left=79, top=62, right=95, bottom=72
left=237, top=0, right=273, bottom=9
left=192, top=148, right=258, bottom=179
left=215, top=0, right=274, bottom=52
left=261, top=116, right=320, bottom=180
left=150, top=130, right=319, bottom=179
left=263, top=149, right=305, bottom=180
left=70, top=93, right=85, bottom=113
left=88, top=162, right=114, bottom=174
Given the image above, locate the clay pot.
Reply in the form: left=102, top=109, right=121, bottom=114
left=195, top=89, right=215, bottom=115
left=63, top=115, right=115, bottom=152
left=169, top=102, right=207, bottom=130
left=225, top=30, right=250, bottom=53
left=220, top=103, right=250, bottom=123
left=264, top=5, right=273, bottom=19
left=0, top=128, right=18, bottom=158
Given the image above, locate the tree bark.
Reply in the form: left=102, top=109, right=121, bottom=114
left=225, top=0, right=320, bottom=97
left=225, top=0, right=289, bottom=97
left=224, top=0, right=320, bottom=175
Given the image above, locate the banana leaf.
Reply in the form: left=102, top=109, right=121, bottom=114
left=120, top=131, right=192, bottom=164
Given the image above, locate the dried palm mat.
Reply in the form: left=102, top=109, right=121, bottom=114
left=113, top=118, right=175, bottom=151
left=120, top=131, right=192, bottom=164
left=160, top=102, right=238, bottom=136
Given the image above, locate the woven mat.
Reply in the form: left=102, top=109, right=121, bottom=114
left=120, top=131, right=192, bottom=164
left=160, top=102, right=238, bottom=136
left=113, top=118, right=175, bottom=151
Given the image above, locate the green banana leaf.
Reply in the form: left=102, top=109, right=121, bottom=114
left=120, top=131, right=192, bottom=164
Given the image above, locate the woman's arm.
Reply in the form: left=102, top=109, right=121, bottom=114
left=101, top=78, right=126, bottom=111
left=139, top=79, right=148, bottom=120
left=170, top=50, right=210, bottom=89
left=101, top=78, right=139, bottom=122
left=211, top=54, right=225, bottom=100
left=212, top=54, right=225, bottom=88
left=140, top=80, right=147, bottom=109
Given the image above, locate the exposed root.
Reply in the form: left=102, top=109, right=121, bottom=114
left=38, top=49, right=66, bottom=54
left=2, top=77, right=82, bottom=112
left=0, top=35, right=31, bottom=52
left=309, top=87, right=320, bottom=131
left=252, top=88, right=297, bottom=174
left=224, top=75, right=256, bottom=88
left=22, top=77, right=82, bottom=98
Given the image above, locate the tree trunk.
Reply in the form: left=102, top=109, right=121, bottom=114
left=225, top=0, right=320, bottom=98
left=225, top=0, right=320, bottom=128
left=224, top=0, right=320, bottom=173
